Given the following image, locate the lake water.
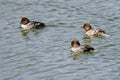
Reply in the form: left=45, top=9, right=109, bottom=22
left=0, top=0, right=120, bottom=80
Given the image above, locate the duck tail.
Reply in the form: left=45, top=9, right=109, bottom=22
left=101, top=33, right=110, bottom=37
left=93, top=49, right=99, bottom=53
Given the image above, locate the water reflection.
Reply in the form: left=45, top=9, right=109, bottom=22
left=71, top=51, right=94, bottom=60
left=83, top=35, right=91, bottom=44
left=21, top=27, right=45, bottom=36
left=21, top=29, right=30, bottom=36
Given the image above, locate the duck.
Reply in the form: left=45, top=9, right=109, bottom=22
left=82, top=23, right=109, bottom=37
left=20, top=17, right=45, bottom=29
left=71, top=39, right=95, bottom=53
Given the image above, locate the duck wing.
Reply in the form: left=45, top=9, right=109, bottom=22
left=81, top=45, right=95, bottom=52
left=32, top=21, right=45, bottom=29
left=95, top=28, right=106, bottom=33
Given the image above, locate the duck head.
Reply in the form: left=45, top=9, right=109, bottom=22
left=71, top=40, right=80, bottom=47
left=82, top=23, right=92, bottom=31
left=21, top=17, right=30, bottom=25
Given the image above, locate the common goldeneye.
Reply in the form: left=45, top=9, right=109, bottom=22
left=82, top=23, right=109, bottom=37
left=20, top=17, right=45, bottom=29
left=71, top=40, right=95, bottom=53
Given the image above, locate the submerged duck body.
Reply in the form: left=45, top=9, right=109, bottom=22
left=82, top=23, right=109, bottom=37
left=20, top=17, right=45, bottom=29
left=71, top=40, right=95, bottom=53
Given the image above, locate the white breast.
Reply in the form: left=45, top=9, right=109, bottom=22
left=21, top=24, right=28, bottom=29
left=71, top=47, right=84, bottom=52
left=21, top=22, right=34, bottom=29
left=86, top=29, right=96, bottom=36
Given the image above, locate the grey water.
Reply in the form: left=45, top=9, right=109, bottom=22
left=0, top=0, right=120, bottom=80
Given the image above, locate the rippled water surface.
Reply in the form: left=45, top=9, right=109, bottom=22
left=0, top=0, right=120, bottom=80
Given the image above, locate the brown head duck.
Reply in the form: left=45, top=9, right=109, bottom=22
left=20, top=17, right=45, bottom=29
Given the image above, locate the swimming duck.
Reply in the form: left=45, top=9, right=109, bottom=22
left=82, top=23, right=109, bottom=37
left=71, top=39, right=95, bottom=53
left=20, top=17, right=45, bottom=29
